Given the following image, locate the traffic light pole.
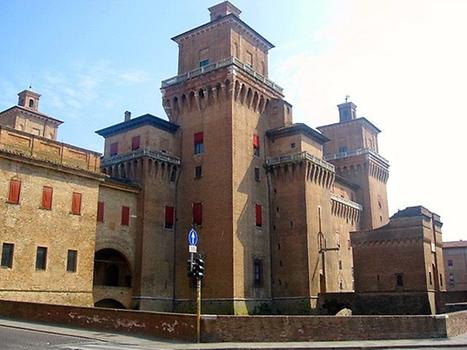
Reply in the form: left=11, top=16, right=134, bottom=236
left=196, top=277, right=201, bottom=343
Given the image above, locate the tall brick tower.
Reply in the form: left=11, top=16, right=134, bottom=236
left=161, top=1, right=283, bottom=314
left=318, top=102, right=389, bottom=229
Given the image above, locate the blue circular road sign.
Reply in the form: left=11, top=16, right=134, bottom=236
left=188, top=228, right=198, bottom=246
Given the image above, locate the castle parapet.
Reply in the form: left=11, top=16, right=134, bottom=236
left=0, top=125, right=101, bottom=174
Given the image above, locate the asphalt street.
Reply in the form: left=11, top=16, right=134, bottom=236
left=0, top=325, right=162, bottom=350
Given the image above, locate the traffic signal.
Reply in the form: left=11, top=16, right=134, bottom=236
left=193, top=256, right=205, bottom=280
left=187, top=259, right=195, bottom=278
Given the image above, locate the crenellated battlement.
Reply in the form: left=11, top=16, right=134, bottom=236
left=102, top=148, right=180, bottom=183
left=331, top=194, right=362, bottom=224
left=267, top=151, right=335, bottom=189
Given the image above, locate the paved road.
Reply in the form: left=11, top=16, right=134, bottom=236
left=0, top=325, right=162, bottom=350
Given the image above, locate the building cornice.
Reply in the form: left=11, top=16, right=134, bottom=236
left=266, top=123, right=329, bottom=145
left=0, top=105, right=63, bottom=125
left=317, top=117, right=381, bottom=134
left=171, top=14, right=274, bottom=51
left=96, top=114, right=179, bottom=138
left=0, top=148, right=104, bottom=181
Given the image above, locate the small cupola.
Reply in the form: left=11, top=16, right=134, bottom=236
left=18, top=89, right=41, bottom=112
left=337, top=99, right=357, bottom=122
left=208, top=1, right=241, bottom=21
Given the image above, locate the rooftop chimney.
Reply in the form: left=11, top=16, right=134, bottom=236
left=124, top=111, right=131, bottom=122
left=208, top=1, right=241, bottom=21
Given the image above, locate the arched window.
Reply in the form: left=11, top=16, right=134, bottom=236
left=29, top=99, right=34, bottom=108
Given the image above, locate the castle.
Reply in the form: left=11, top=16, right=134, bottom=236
left=0, top=2, right=446, bottom=315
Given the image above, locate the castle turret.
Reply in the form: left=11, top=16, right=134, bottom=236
left=162, top=1, right=282, bottom=314
left=318, top=101, right=389, bottom=230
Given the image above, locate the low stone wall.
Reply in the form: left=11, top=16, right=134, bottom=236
left=0, top=299, right=465, bottom=343
left=446, top=310, right=467, bottom=337
left=0, top=299, right=196, bottom=341
left=202, top=314, right=448, bottom=342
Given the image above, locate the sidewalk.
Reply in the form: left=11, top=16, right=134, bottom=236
left=1, top=317, right=467, bottom=349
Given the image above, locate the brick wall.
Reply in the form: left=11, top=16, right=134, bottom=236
left=0, top=300, right=196, bottom=341
left=202, top=313, right=448, bottom=342
left=0, top=299, right=464, bottom=342
left=445, top=310, right=467, bottom=337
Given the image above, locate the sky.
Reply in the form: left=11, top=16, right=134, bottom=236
left=0, top=0, right=465, bottom=241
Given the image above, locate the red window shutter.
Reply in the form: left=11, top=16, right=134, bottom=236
left=97, top=201, right=104, bottom=222
left=255, top=204, right=262, bottom=227
left=71, top=192, right=82, bottom=215
left=131, top=136, right=140, bottom=150
left=165, top=206, right=174, bottom=228
left=194, top=132, right=204, bottom=145
left=121, top=206, right=130, bottom=226
left=7, top=179, right=21, bottom=204
left=110, top=142, right=118, bottom=156
left=41, top=186, right=53, bottom=210
left=193, top=202, right=202, bottom=225
left=253, top=134, right=260, bottom=148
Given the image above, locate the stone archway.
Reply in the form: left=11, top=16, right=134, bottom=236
left=93, top=248, right=132, bottom=287
left=95, top=298, right=126, bottom=309
left=93, top=249, right=133, bottom=309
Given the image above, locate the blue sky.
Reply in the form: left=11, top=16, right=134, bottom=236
left=0, top=0, right=465, bottom=240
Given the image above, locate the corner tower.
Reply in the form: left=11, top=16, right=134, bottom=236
left=318, top=101, right=389, bottom=230
left=161, top=1, right=283, bottom=314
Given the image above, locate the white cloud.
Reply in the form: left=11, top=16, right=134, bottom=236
left=35, top=62, right=152, bottom=119
left=272, top=0, right=467, bottom=240
left=120, top=70, right=150, bottom=83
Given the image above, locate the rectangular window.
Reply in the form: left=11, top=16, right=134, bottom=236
left=254, top=259, right=263, bottom=287
left=255, top=204, right=262, bottom=227
left=67, top=250, right=77, bottom=272
left=195, top=165, right=202, bottom=179
left=41, top=186, right=53, bottom=210
left=1, top=243, right=14, bottom=268
left=429, top=271, right=433, bottom=285
left=36, top=247, right=47, bottom=270
left=121, top=206, right=130, bottom=226
left=440, top=273, right=443, bottom=287
left=339, top=260, right=343, bottom=270
left=339, top=145, right=348, bottom=153
left=7, top=179, right=21, bottom=204
left=199, top=59, right=209, bottom=67
left=194, top=132, right=204, bottom=154
left=97, top=201, right=104, bottom=222
left=71, top=192, right=82, bottom=215
left=165, top=206, right=174, bottom=229
left=110, top=142, right=118, bottom=156
left=193, top=202, right=202, bottom=225
left=254, top=167, right=260, bottom=182
left=396, top=273, right=404, bottom=287
left=448, top=259, right=453, bottom=267
left=253, top=134, right=260, bottom=156
left=131, top=135, right=140, bottom=151
left=246, top=51, right=253, bottom=67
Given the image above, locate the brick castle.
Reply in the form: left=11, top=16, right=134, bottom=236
left=0, top=2, right=447, bottom=315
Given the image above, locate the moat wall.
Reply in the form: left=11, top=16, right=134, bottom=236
left=0, top=299, right=466, bottom=342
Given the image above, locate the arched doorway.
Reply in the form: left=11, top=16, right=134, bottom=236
left=95, top=298, right=126, bottom=309
left=93, top=249, right=132, bottom=287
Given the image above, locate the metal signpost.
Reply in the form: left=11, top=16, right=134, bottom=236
left=187, top=227, right=204, bottom=343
